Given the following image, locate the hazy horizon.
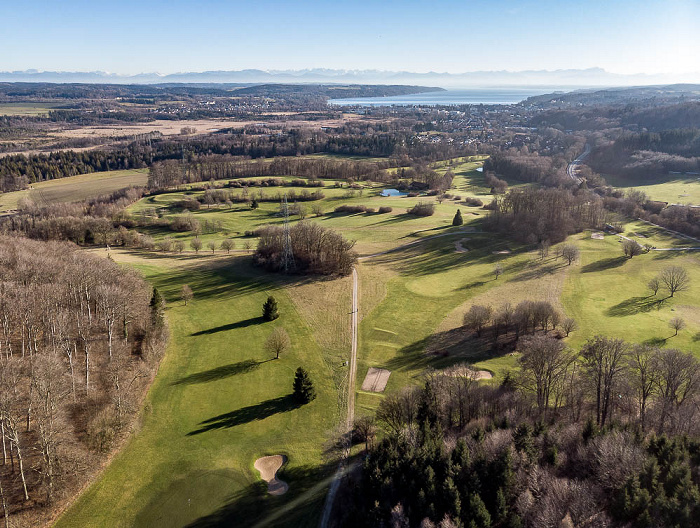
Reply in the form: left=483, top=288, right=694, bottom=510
left=4, top=0, right=699, bottom=77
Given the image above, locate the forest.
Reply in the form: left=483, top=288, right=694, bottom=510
left=0, top=237, right=166, bottom=526
left=336, top=335, right=700, bottom=528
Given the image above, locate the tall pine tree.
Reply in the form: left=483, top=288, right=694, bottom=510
left=293, top=367, right=316, bottom=403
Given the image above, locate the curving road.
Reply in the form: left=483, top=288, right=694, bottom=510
left=567, top=143, right=590, bottom=184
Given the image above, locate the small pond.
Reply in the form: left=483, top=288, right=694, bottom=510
left=380, top=188, right=408, bottom=197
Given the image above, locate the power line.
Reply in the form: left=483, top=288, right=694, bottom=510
left=281, top=194, right=296, bottom=273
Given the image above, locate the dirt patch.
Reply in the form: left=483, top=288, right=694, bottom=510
left=254, top=455, right=289, bottom=495
left=454, top=238, right=470, bottom=253
left=361, top=367, right=391, bottom=392
left=591, top=232, right=605, bottom=240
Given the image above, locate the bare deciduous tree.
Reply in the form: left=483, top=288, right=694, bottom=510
left=669, top=317, right=686, bottom=336
left=463, top=305, right=493, bottom=337
left=561, top=317, right=578, bottom=337
left=519, top=335, right=573, bottom=416
left=190, top=237, right=202, bottom=254
left=647, top=277, right=660, bottom=296
left=265, top=327, right=291, bottom=360
left=622, top=239, right=643, bottom=258
left=220, top=239, right=235, bottom=254
left=493, top=264, right=503, bottom=280
left=660, top=266, right=690, bottom=297
left=628, top=345, right=659, bottom=432
left=580, top=336, right=629, bottom=427
left=560, top=244, right=580, bottom=266
left=180, top=285, right=193, bottom=306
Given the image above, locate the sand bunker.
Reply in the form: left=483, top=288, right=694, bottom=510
left=492, top=249, right=511, bottom=255
left=455, top=238, right=470, bottom=253
left=254, top=455, right=289, bottom=495
left=361, top=367, right=392, bottom=392
left=444, top=365, right=493, bottom=380
left=591, top=232, right=605, bottom=240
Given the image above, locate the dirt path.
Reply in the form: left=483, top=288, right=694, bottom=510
left=319, top=266, right=358, bottom=528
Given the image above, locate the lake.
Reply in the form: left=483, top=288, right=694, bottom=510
left=329, top=87, right=580, bottom=106
left=381, top=189, right=408, bottom=197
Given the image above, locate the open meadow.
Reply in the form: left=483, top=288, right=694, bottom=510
left=55, top=157, right=700, bottom=526
left=0, top=168, right=148, bottom=212
left=604, top=172, right=700, bottom=205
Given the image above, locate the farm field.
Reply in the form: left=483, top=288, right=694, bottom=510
left=0, top=168, right=148, bottom=212
left=56, top=157, right=700, bottom=527
left=0, top=102, right=68, bottom=116
left=604, top=172, right=700, bottom=205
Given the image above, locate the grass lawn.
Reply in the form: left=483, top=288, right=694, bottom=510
left=562, top=230, right=700, bottom=353
left=604, top=173, right=700, bottom=206
left=55, top=254, right=343, bottom=528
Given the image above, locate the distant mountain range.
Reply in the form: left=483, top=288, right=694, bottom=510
left=2, top=68, right=699, bottom=87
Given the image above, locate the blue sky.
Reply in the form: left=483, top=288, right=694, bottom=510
left=2, top=0, right=698, bottom=74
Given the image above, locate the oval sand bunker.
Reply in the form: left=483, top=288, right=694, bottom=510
left=254, top=455, right=289, bottom=495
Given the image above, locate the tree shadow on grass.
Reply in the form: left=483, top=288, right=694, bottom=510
left=191, top=316, right=265, bottom=336
left=173, top=358, right=271, bottom=385
left=644, top=336, right=669, bottom=347
left=385, top=328, right=502, bottom=374
left=606, top=296, right=667, bottom=317
left=581, top=256, right=627, bottom=273
left=185, top=462, right=337, bottom=528
left=188, top=394, right=301, bottom=436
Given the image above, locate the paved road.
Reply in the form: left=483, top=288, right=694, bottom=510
left=567, top=143, right=591, bottom=184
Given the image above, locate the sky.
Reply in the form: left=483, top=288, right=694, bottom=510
left=2, top=0, right=699, bottom=76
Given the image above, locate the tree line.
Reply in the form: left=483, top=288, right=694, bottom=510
left=484, top=187, right=606, bottom=244
left=0, top=236, right=165, bottom=525
left=335, top=333, right=700, bottom=527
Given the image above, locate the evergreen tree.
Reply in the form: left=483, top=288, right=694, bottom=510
left=150, top=287, right=165, bottom=328
left=250, top=198, right=259, bottom=209
left=466, top=492, right=491, bottom=528
left=452, top=209, right=464, bottom=226
left=293, top=367, right=316, bottom=403
left=262, top=295, right=279, bottom=321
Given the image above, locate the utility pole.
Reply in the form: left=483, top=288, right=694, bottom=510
left=281, top=195, right=296, bottom=273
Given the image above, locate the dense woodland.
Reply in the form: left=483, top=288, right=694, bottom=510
left=254, top=221, right=357, bottom=275
left=336, top=334, right=700, bottom=528
left=0, top=237, right=166, bottom=526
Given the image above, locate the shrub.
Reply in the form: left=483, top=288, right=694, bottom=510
left=453, top=209, right=464, bottom=226
left=378, top=206, right=393, bottom=214
left=334, top=204, right=368, bottom=214
left=407, top=202, right=435, bottom=217
left=170, top=215, right=200, bottom=232
left=463, top=197, right=484, bottom=207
